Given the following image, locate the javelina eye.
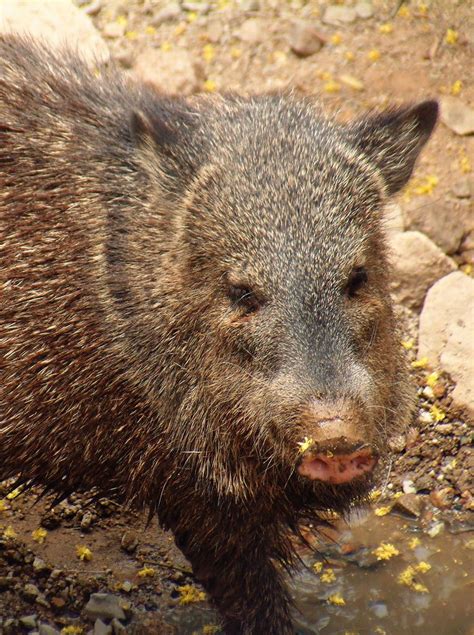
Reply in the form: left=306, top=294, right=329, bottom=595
left=345, top=266, right=368, bottom=298
left=227, top=284, right=262, bottom=315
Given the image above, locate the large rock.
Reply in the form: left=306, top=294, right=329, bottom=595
left=402, top=199, right=466, bottom=255
left=288, top=20, right=325, bottom=57
left=389, top=231, right=456, bottom=312
left=83, top=593, right=126, bottom=622
left=440, top=97, right=474, bottom=136
left=133, top=49, right=202, bottom=95
left=0, top=0, right=109, bottom=67
left=418, top=271, right=474, bottom=419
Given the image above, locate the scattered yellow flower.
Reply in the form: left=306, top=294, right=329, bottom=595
left=451, top=80, right=462, bottom=96
left=203, top=44, right=215, bottom=63
left=32, top=527, right=48, bottom=544
left=145, top=25, right=156, bottom=36
left=76, top=545, right=92, bottom=561
left=417, top=2, right=429, bottom=15
left=374, top=506, right=391, bottom=517
left=409, top=537, right=421, bottom=550
left=3, top=525, right=17, bottom=539
left=231, top=47, right=242, bottom=59
left=411, top=357, right=429, bottom=369
left=460, top=150, right=471, bottom=173
left=392, top=491, right=403, bottom=499
left=415, top=561, right=431, bottom=573
left=217, top=0, right=229, bottom=8
left=61, top=627, right=83, bottom=635
left=6, top=486, right=23, bottom=500
left=137, top=566, right=155, bottom=578
left=369, top=489, right=382, bottom=502
left=320, top=568, right=336, bottom=583
left=202, top=626, right=220, bottom=635
left=413, top=175, right=438, bottom=195
left=368, top=49, right=381, bottom=62
left=324, top=80, right=341, bottom=93
left=412, top=582, right=429, bottom=593
left=401, top=339, right=414, bottom=350
left=445, top=28, right=459, bottom=45
left=373, top=542, right=400, bottom=561
left=398, top=565, right=416, bottom=586
left=313, top=561, right=323, bottom=573
left=425, top=371, right=440, bottom=387
left=429, top=405, right=445, bottom=422
left=345, top=51, right=355, bottom=61
left=297, top=437, right=314, bottom=453
left=187, top=11, right=198, bottom=22
left=328, top=593, right=346, bottom=606
left=204, top=79, right=217, bottom=92
left=331, top=33, right=343, bottom=45
left=379, top=23, right=393, bottom=34
left=116, top=15, right=128, bottom=27
left=463, top=263, right=473, bottom=276
left=177, top=584, right=207, bottom=605
left=397, top=5, right=410, bottom=18
left=0, top=500, right=8, bottom=512
left=273, top=51, right=287, bottom=63
left=125, top=31, right=138, bottom=40
left=161, top=41, right=172, bottom=52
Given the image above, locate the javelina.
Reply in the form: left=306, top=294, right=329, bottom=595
left=0, top=36, right=437, bottom=634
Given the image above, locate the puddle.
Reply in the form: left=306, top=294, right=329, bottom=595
left=292, top=512, right=473, bottom=635
left=165, top=512, right=473, bottom=635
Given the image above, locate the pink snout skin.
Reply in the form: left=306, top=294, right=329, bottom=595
left=298, top=449, right=377, bottom=484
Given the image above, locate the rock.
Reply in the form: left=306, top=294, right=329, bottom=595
left=402, top=199, right=465, bottom=255
left=239, top=0, right=260, bottom=10
left=402, top=479, right=417, bottom=494
left=84, top=0, right=103, bottom=16
left=19, top=615, right=38, bottom=629
left=0, top=576, right=13, bottom=590
left=83, top=594, right=126, bottom=622
left=33, top=557, right=50, bottom=574
left=440, top=97, right=474, bottom=136
left=427, top=520, right=445, bottom=537
left=322, top=5, right=357, bottom=25
left=388, top=433, right=406, bottom=452
left=452, top=177, right=473, bottom=199
left=111, top=618, right=127, bottom=634
left=0, top=0, right=109, bottom=67
left=39, top=625, right=61, bottom=635
left=393, top=493, right=422, bottom=517
left=121, top=580, right=132, bottom=593
left=236, top=18, right=264, bottom=44
left=120, top=530, right=138, bottom=553
left=418, top=271, right=474, bottom=418
left=355, top=1, right=374, bottom=19
left=93, top=619, right=113, bottom=635
left=103, top=22, right=125, bottom=39
left=22, top=584, right=41, bottom=601
left=288, top=20, right=325, bottom=57
left=384, top=203, right=404, bottom=233
left=182, top=1, right=210, bottom=12
left=81, top=511, right=94, bottom=530
left=430, top=487, right=454, bottom=509
left=389, top=231, right=456, bottom=311
left=133, top=49, right=201, bottom=95
left=151, top=3, right=182, bottom=25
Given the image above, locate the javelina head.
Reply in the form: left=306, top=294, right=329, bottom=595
left=128, top=96, right=437, bottom=508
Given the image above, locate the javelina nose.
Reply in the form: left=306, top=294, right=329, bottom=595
left=297, top=439, right=378, bottom=484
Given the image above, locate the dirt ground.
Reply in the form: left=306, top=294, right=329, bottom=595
left=0, top=0, right=473, bottom=634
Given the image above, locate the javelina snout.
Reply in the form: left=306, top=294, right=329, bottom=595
left=296, top=400, right=379, bottom=485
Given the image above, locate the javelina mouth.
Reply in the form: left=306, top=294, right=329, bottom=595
left=297, top=441, right=378, bottom=485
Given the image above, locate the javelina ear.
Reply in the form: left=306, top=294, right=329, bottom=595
left=352, top=100, right=438, bottom=195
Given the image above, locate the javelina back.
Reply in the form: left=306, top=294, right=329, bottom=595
left=0, top=36, right=437, bottom=633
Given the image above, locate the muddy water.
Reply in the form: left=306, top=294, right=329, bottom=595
left=168, top=512, right=473, bottom=635
left=292, top=511, right=473, bottom=635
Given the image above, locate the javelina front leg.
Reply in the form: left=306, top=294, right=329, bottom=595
left=173, top=520, right=295, bottom=634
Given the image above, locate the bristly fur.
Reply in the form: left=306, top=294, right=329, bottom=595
left=0, top=36, right=437, bottom=634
